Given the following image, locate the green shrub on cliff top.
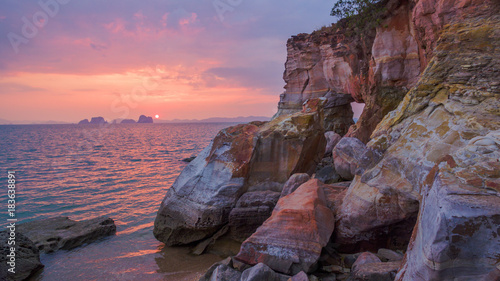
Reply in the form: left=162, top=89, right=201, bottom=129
left=331, top=0, right=387, bottom=32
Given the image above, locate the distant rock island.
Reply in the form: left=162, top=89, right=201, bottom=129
left=120, top=119, right=136, bottom=124
left=77, top=117, right=108, bottom=125
left=137, top=115, right=154, bottom=123
left=156, top=116, right=271, bottom=123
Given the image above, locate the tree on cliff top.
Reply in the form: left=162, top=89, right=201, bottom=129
left=331, top=0, right=386, bottom=31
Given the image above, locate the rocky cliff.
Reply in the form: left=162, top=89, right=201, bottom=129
left=275, top=0, right=496, bottom=144
left=154, top=0, right=500, bottom=280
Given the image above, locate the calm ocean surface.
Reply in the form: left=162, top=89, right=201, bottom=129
left=0, top=123, right=237, bottom=281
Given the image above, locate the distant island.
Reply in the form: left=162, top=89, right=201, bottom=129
left=156, top=116, right=271, bottom=123
left=78, top=115, right=154, bottom=125
left=138, top=115, right=153, bottom=123
left=119, top=119, right=136, bottom=124
left=0, top=115, right=277, bottom=125
left=78, top=117, right=108, bottom=125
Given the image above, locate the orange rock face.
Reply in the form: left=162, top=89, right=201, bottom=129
left=235, top=179, right=335, bottom=275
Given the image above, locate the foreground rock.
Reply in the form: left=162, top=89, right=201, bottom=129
left=17, top=216, right=116, bottom=253
left=235, top=179, right=335, bottom=275
left=336, top=10, right=500, bottom=280
left=0, top=231, right=43, bottom=281
left=154, top=107, right=325, bottom=246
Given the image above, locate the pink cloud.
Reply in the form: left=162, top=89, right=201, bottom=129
left=179, top=13, right=197, bottom=26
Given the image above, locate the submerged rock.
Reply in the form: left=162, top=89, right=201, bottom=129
left=17, top=216, right=116, bottom=253
left=181, top=156, right=196, bottom=162
left=0, top=231, right=43, bottom=281
left=235, top=179, right=335, bottom=275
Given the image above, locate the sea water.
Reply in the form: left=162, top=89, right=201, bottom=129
left=0, top=123, right=235, bottom=280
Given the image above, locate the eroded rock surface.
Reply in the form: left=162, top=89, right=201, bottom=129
left=336, top=10, right=500, bottom=280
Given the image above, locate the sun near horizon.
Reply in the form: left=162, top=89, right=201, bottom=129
left=0, top=1, right=357, bottom=124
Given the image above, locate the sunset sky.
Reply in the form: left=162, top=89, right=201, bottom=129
left=0, top=0, right=337, bottom=123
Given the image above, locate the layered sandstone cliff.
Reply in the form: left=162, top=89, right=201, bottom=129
left=154, top=0, right=500, bottom=280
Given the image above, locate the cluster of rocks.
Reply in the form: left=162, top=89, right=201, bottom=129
left=0, top=216, right=116, bottom=281
left=78, top=115, right=154, bottom=125
left=78, top=116, right=108, bottom=125
left=153, top=0, right=500, bottom=280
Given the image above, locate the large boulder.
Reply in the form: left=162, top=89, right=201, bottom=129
left=332, top=137, right=367, bottom=180
left=234, top=179, right=335, bottom=275
left=280, top=173, right=311, bottom=198
left=228, top=191, right=280, bottom=242
left=336, top=12, right=500, bottom=280
left=155, top=107, right=326, bottom=246
left=154, top=122, right=263, bottom=246
left=0, top=231, right=43, bottom=281
left=17, top=216, right=116, bottom=253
